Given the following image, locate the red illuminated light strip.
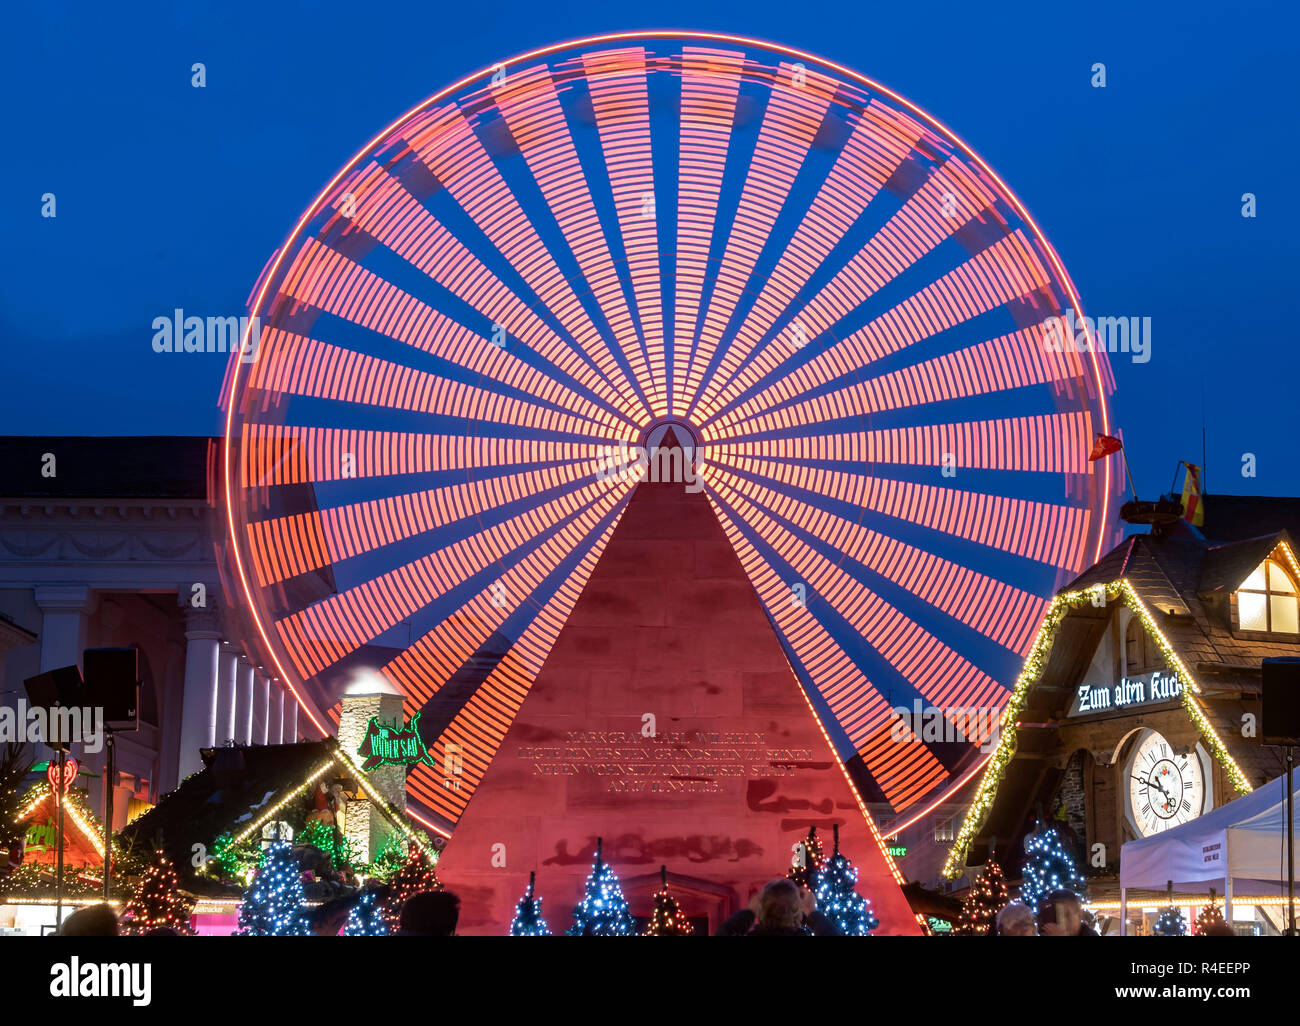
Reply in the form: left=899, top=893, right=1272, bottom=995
left=273, top=239, right=625, bottom=435
left=726, top=321, right=1092, bottom=442
left=401, top=103, right=650, bottom=426
left=321, top=161, right=637, bottom=430
left=671, top=47, right=745, bottom=417
left=240, top=425, right=608, bottom=488
left=677, top=61, right=837, bottom=415
left=379, top=478, right=630, bottom=709
left=410, top=509, right=625, bottom=822
left=272, top=473, right=630, bottom=681
left=492, top=62, right=659, bottom=419
left=245, top=458, right=608, bottom=587
left=704, top=467, right=1048, bottom=654
left=701, top=479, right=947, bottom=810
left=247, top=328, right=609, bottom=441
left=688, top=100, right=922, bottom=423
left=579, top=46, right=669, bottom=419
left=705, top=445, right=1090, bottom=568
left=707, top=470, right=1006, bottom=716
left=715, top=409, right=1093, bottom=475
left=711, top=231, right=1053, bottom=433
left=697, top=149, right=1001, bottom=424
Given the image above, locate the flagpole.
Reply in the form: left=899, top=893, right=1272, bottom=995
left=1120, top=450, right=1139, bottom=503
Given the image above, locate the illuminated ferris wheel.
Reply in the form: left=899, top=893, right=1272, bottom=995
left=222, top=32, right=1119, bottom=836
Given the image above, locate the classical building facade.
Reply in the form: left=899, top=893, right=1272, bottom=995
left=0, top=437, right=302, bottom=831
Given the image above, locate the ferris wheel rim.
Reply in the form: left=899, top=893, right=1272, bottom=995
left=220, top=30, right=1116, bottom=835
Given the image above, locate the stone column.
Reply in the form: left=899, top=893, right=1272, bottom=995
left=214, top=645, right=239, bottom=747
left=34, top=585, right=97, bottom=672
left=268, top=683, right=284, bottom=744
left=177, top=606, right=221, bottom=781
left=252, top=669, right=270, bottom=744
left=336, top=685, right=408, bottom=863
left=285, top=696, right=299, bottom=742
left=234, top=659, right=254, bottom=746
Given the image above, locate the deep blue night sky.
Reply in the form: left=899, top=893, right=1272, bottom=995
left=2, top=0, right=1296, bottom=499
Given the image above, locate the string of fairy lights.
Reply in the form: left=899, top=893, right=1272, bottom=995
left=942, top=577, right=1254, bottom=879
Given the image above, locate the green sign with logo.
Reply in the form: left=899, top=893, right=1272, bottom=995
left=356, top=712, right=435, bottom=770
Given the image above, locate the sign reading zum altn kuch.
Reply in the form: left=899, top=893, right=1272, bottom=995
left=1068, top=669, right=1182, bottom=718
left=356, top=712, right=436, bottom=770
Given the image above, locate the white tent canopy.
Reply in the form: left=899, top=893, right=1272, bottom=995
left=1120, top=773, right=1299, bottom=932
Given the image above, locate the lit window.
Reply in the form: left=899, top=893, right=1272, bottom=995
left=1237, top=558, right=1299, bottom=634
left=933, top=817, right=955, bottom=842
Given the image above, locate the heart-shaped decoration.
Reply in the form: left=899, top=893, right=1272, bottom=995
left=46, top=757, right=78, bottom=796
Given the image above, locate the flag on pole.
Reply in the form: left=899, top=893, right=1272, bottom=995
left=1088, top=434, right=1123, bottom=461
left=1180, top=462, right=1204, bottom=526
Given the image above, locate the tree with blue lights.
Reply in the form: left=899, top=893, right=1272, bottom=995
left=566, top=838, right=636, bottom=936
left=237, top=840, right=309, bottom=936
left=814, top=825, right=878, bottom=936
left=510, top=871, right=552, bottom=936
left=1019, top=821, right=1086, bottom=914
left=1153, top=905, right=1187, bottom=936
left=344, top=889, right=387, bottom=936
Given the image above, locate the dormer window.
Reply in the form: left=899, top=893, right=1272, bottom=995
left=1124, top=616, right=1162, bottom=675
left=1237, top=558, right=1299, bottom=634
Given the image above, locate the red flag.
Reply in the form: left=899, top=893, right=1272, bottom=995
left=1088, top=434, right=1122, bottom=461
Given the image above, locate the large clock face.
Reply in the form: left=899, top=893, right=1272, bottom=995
left=1126, top=730, right=1206, bottom=837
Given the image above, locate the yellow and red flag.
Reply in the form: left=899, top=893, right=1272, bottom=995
left=1181, top=462, right=1204, bottom=526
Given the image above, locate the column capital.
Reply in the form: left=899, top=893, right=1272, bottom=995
left=184, top=603, right=223, bottom=638
left=34, top=585, right=98, bottom=615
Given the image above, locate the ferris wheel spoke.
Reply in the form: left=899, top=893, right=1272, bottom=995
left=408, top=510, right=617, bottom=824
left=316, top=160, right=644, bottom=430
left=271, top=472, right=632, bottom=682
left=380, top=476, right=628, bottom=710
left=714, top=321, right=1089, bottom=438
left=705, top=468, right=1008, bottom=713
left=684, top=98, right=921, bottom=422
left=703, top=462, right=1047, bottom=655
left=399, top=103, right=653, bottom=425
left=702, top=443, right=1091, bottom=568
left=272, top=236, right=636, bottom=433
left=237, top=425, right=613, bottom=492
left=670, top=46, right=746, bottom=417
left=489, top=63, right=662, bottom=420
left=579, top=46, right=668, bottom=418
left=243, top=454, right=615, bottom=588
left=702, top=226, right=1053, bottom=431
left=703, top=482, right=952, bottom=811
left=675, top=61, right=838, bottom=418
left=712, top=410, right=1094, bottom=476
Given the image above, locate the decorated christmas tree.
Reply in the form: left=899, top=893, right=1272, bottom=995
left=814, top=824, right=878, bottom=936
left=237, top=839, right=309, bottom=936
left=122, top=850, right=194, bottom=934
left=956, top=854, right=1009, bottom=936
left=368, top=832, right=407, bottom=883
left=566, top=838, right=636, bottom=936
left=1019, top=821, right=1086, bottom=914
left=1154, top=905, right=1187, bottom=936
left=509, top=871, right=552, bottom=936
left=645, top=866, right=694, bottom=936
left=344, top=889, right=387, bottom=936
left=786, top=825, right=826, bottom=891
left=1196, top=892, right=1226, bottom=935
left=380, top=842, right=440, bottom=931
